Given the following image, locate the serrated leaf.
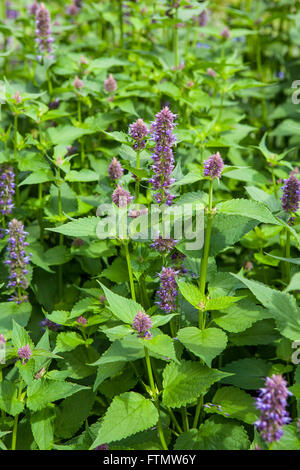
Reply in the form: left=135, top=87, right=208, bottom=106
left=206, top=386, right=258, bottom=424
left=218, top=199, right=280, bottom=225
left=55, top=390, right=95, bottom=439
left=213, top=299, right=271, bottom=333
left=47, top=217, right=100, bottom=237
left=162, top=360, right=231, bottom=408
left=174, top=417, right=250, bottom=450
left=177, top=327, right=227, bottom=367
left=26, top=380, right=88, bottom=411
left=99, top=282, right=143, bottom=324
left=232, top=274, right=300, bottom=341
left=91, top=392, right=158, bottom=447
left=31, top=406, right=55, bottom=450
left=220, top=358, right=271, bottom=390
left=142, top=334, right=178, bottom=363
left=0, top=381, right=25, bottom=416
left=54, top=332, right=86, bottom=353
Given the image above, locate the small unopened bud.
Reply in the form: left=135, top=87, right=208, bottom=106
left=74, top=76, right=84, bottom=90
left=104, top=74, right=117, bottom=93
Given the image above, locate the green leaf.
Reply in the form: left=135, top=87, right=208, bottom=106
left=0, top=302, right=32, bottom=333
left=91, top=392, right=158, bottom=447
left=177, top=280, right=204, bottom=307
left=100, top=258, right=129, bottom=283
left=174, top=417, right=250, bottom=450
left=11, top=320, right=34, bottom=349
left=19, top=169, right=54, bottom=186
left=206, top=386, right=258, bottom=424
left=206, top=296, right=241, bottom=311
left=0, top=381, right=25, bottom=416
left=65, top=169, right=99, bottom=182
left=220, top=358, right=271, bottom=390
left=142, top=334, right=178, bottom=363
left=99, top=282, right=144, bottom=324
left=285, top=272, right=300, bottom=292
left=92, top=334, right=145, bottom=366
left=94, top=362, right=125, bottom=391
left=218, top=199, right=280, bottom=225
left=209, top=214, right=258, bottom=256
left=213, top=299, right=271, bottom=333
left=55, top=390, right=95, bottom=439
left=47, top=217, right=100, bottom=237
left=270, top=425, right=300, bottom=450
left=47, top=125, right=94, bottom=145
left=232, top=274, right=300, bottom=341
left=177, top=327, right=227, bottom=367
left=30, top=406, right=55, bottom=450
left=27, top=380, right=88, bottom=411
left=54, top=332, right=86, bottom=353
left=162, top=360, right=232, bottom=408
left=230, top=319, right=280, bottom=346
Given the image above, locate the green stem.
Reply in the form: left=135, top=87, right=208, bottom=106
left=194, top=180, right=214, bottom=429
left=144, top=347, right=168, bottom=450
left=124, top=241, right=136, bottom=301
left=58, top=185, right=64, bottom=299
left=13, top=114, right=20, bottom=206
left=47, top=68, right=52, bottom=97
left=198, top=181, right=213, bottom=298
left=181, top=407, right=189, bottom=432
left=118, top=0, right=124, bottom=47
left=174, top=7, right=179, bottom=69
left=285, top=228, right=291, bottom=283
left=38, top=183, right=44, bottom=242
left=11, top=378, right=23, bottom=450
left=168, top=408, right=183, bottom=434
left=77, top=100, right=85, bottom=166
left=135, top=150, right=140, bottom=199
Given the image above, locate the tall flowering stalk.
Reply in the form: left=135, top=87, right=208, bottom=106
left=280, top=175, right=300, bottom=281
left=255, top=374, right=292, bottom=444
left=4, top=219, right=31, bottom=304
left=35, top=3, right=54, bottom=61
left=129, top=118, right=148, bottom=198
left=149, top=106, right=177, bottom=206
left=193, top=152, right=224, bottom=430
left=157, top=266, right=179, bottom=313
left=0, top=164, right=15, bottom=216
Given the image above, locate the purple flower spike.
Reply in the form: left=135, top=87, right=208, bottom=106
left=112, top=184, right=134, bottom=208
left=203, top=152, right=224, bottom=179
left=5, top=219, right=32, bottom=304
left=66, top=0, right=82, bottom=16
left=29, top=1, right=39, bottom=15
left=76, top=315, right=87, bottom=326
left=104, top=74, right=117, bottom=93
left=18, top=344, right=32, bottom=364
left=40, top=318, right=61, bottom=332
left=129, top=118, right=149, bottom=150
left=255, top=374, right=292, bottom=443
left=151, top=235, right=177, bottom=253
left=132, top=311, right=152, bottom=338
left=5, top=1, right=19, bottom=20
left=0, top=334, right=6, bottom=344
left=35, top=3, right=54, bottom=60
left=157, top=267, right=179, bottom=313
left=108, top=157, right=124, bottom=180
left=149, top=106, right=177, bottom=206
left=281, top=175, right=300, bottom=214
left=0, top=164, right=15, bottom=215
